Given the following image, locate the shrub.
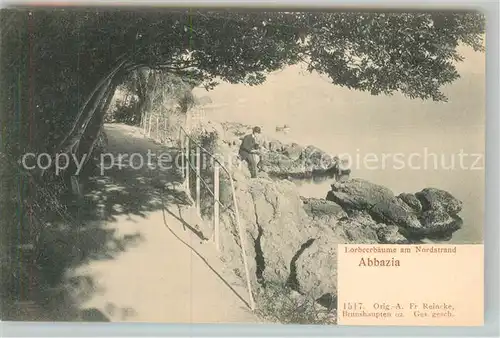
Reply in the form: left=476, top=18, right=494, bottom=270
left=255, top=280, right=337, bottom=325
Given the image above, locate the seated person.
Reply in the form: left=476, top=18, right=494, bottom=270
left=239, top=126, right=262, bottom=178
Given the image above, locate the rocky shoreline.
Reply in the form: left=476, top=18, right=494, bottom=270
left=210, top=121, right=351, bottom=180
left=192, top=120, right=464, bottom=314
left=326, top=180, right=463, bottom=242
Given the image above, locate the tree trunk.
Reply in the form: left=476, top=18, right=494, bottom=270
left=40, top=60, right=134, bottom=179
left=55, top=58, right=130, bottom=154
left=78, top=80, right=118, bottom=170
left=135, top=68, right=151, bottom=126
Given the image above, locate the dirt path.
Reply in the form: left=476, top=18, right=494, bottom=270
left=66, top=123, right=258, bottom=323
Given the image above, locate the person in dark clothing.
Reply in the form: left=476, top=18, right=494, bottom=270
left=239, top=126, right=262, bottom=178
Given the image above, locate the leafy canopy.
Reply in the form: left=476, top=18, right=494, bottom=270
left=1, top=9, right=485, bottom=158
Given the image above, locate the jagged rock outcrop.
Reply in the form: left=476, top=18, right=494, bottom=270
left=301, top=197, right=347, bottom=225
left=377, top=225, right=410, bottom=244
left=398, top=193, right=423, bottom=213
left=415, top=188, right=463, bottom=215
left=293, top=234, right=339, bottom=301
left=334, top=210, right=382, bottom=243
left=218, top=177, right=397, bottom=303
left=215, top=121, right=349, bottom=179
left=259, top=144, right=351, bottom=179
left=326, top=179, right=463, bottom=241
left=218, top=177, right=351, bottom=302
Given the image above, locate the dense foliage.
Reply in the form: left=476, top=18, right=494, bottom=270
left=1, top=9, right=485, bottom=160
left=0, top=8, right=485, bottom=312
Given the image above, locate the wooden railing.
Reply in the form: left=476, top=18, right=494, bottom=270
left=141, top=114, right=255, bottom=311
left=177, top=126, right=255, bottom=311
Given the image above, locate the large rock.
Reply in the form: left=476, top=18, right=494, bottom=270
left=282, top=143, right=304, bottom=161
left=267, top=140, right=285, bottom=152
left=218, top=174, right=373, bottom=303
left=398, top=193, right=423, bottom=213
left=417, top=208, right=463, bottom=239
left=413, top=188, right=463, bottom=239
left=301, top=145, right=336, bottom=174
left=326, top=179, right=464, bottom=241
left=301, top=198, right=347, bottom=225
left=369, top=198, right=422, bottom=231
left=326, top=179, right=422, bottom=231
left=294, top=211, right=381, bottom=300
left=415, top=188, right=463, bottom=215
left=218, top=177, right=316, bottom=290
left=295, top=207, right=380, bottom=299
left=259, top=152, right=299, bottom=176
left=334, top=211, right=381, bottom=243
left=377, top=225, right=410, bottom=244
left=248, top=180, right=315, bottom=283
left=217, top=121, right=343, bottom=179
left=327, top=179, right=395, bottom=209
left=294, top=233, right=340, bottom=300
left=260, top=143, right=339, bottom=179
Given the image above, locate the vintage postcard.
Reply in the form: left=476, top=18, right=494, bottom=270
left=0, top=8, right=485, bottom=326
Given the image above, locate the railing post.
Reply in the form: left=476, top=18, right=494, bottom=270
left=142, top=113, right=147, bottom=134
left=164, top=117, right=168, bottom=145
left=148, top=114, right=153, bottom=138
left=156, top=116, right=159, bottom=141
left=175, top=128, right=254, bottom=310
left=70, top=175, right=82, bottom=199
left=180, top=135, right=185, bottom=179
left=230, top=180, right=256, bottom=311
left=213, top=163, right=220, bottom=251
left=185, top=137, right=190, bottom=195
left=195, top=146, right=201, bottom=216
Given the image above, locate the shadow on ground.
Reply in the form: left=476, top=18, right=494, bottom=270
left=2, top=127, right=193, bottom=322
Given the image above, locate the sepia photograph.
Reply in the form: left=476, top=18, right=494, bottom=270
left=0, top=7, right=485, bottom=324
